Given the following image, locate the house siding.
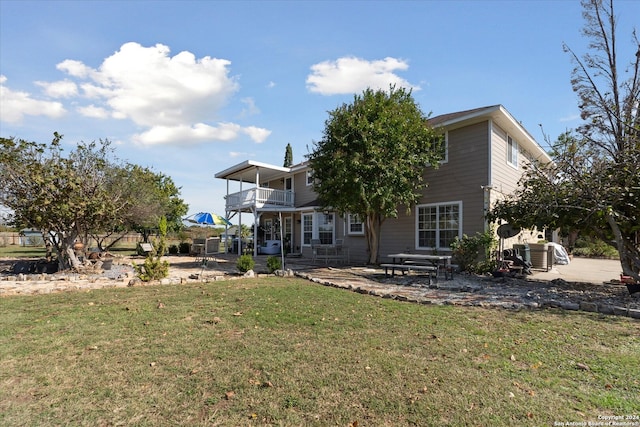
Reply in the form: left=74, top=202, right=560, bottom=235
left=378, top=121, right=490, bottom=259
left=490, top=123, right=525, bottom=197
left=216, top=105, right=552, bottom=265
left=293, top=168, right=317, bottom=207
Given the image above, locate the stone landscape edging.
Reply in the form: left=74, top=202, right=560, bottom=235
left=2, top=262, right=638, bottom=320
left=294, top=271, right=640, bottom=320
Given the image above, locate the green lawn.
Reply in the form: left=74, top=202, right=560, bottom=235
left=1, top=277, right=638, bottom=426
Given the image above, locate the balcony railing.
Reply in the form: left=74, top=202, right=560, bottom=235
left=225, top=187, right=294, bottom=210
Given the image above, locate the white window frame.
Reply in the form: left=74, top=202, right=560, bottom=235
left=426, top=131, right=448, bottom=165
left=306, top=170, right=314, bottom=186
left=416, top=201, right=462, bottom=250
left=301, top=212, right=335, bottom=246
left=264, top=219, right=272, bottom=241
left=347, top=213, right=364, bottom=235
left=301, top=213, right=313, bottom=246
left=507, top=135, right=519, bottom=168
left=438, top=131, right=449, bottom=164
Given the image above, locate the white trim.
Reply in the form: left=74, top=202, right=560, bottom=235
left=507, top=135, right=519, bottom=169
left=301, top=213, right=313, bottom=247
left=415, top=201, right=463, bottom=250
left=347, top=213, right=364, bottom=235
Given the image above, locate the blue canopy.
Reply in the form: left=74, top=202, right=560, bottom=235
left=186, top=212, right=232, bottom=227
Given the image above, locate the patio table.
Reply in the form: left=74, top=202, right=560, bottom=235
left=387, top=253, right=453, bottom=280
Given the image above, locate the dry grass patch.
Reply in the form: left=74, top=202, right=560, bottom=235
left=1, top=277, right=638, bottom=426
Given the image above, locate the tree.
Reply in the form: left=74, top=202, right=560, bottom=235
left=122, top=165, right=188, bottom=244
left=87, top=164, right=188, bottom=250
left=0, top=133, right=188, bottom=270
left=307, top=86, right=444, bottom=264
left=0, top=133, right=119, bottom=269
left=283, top=143, right=293, bottom=167
left=491, top=0, right=639, bottom=282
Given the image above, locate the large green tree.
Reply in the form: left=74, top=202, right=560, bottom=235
left=491, top=0, right=639, bottom=282
left=307, top=86, right=444, bottom=264
left=0, top=133, right=188, bottom=270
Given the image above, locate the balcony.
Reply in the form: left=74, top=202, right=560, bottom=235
left=225, top=187, right=294, bottom=211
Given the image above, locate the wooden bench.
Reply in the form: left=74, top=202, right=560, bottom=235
left=380, top=263, right=438, bottom=283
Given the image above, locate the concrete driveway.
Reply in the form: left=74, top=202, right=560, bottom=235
left=530, top=256, right=623, bottom=284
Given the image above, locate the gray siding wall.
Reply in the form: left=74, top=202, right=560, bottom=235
left=378, top=121, right=491, bottom=260
left=489, top=123, right=526, bottom=197
left=293, top=168, right=317, bottom=207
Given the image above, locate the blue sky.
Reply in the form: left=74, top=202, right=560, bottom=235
left=1, top=0, right=639, bottom=219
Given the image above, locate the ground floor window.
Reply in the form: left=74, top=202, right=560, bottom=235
left=416, top=202, right=462, bottom=250
left=302, top=213, right=313, bottom=246
left=301, top=212, right=335, bottom=246
left=347, top=213, right=364, bottom=235
left=318, top=213, right=334, bottom=244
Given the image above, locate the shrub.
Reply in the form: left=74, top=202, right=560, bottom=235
left=573, top=237, right=619, bottom=258
left=266, top=256, right=282, bottom=273
left=133, top=217, right=170, bottom=282
left=236, top=254, right=255, bottom=273
left=178, top=242, right=190, bottom=254
left=450, top=230, right=497, bottom=274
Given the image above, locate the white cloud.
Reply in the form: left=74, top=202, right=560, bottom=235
left=49, top=42, right=270, bottom=146
left=242, top=126, right=271, bottom=143
left=240, top=97, right=260, bottom=116
left=77, top=104, right=109, bottom=119
left=57, top=59, right=94, bottom=78
left=0, top=75, right=67, bottom=123
left=72, top=42, right=241, bottom=128
left=35, top=79, right=78, bottom=98
left=267, top=81, right=276, bottom=89
left=306, top=56, right=419, bottom=95
left=132, top=122, right=269, bottom=146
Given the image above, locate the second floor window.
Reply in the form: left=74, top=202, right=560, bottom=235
left=507, top=136, right=519, bottom=168
left=306, top=170, right=314, bottom=186
left=435, top=132, right=448, bottom=163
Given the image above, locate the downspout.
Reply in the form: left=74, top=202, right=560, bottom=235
left=238, top=178, right=243, bottom=255
left=254, top=167, right=260, bottom=257
left=486, top=119, right=494, bottom=233
left=225, top=178, right=230, bottom=254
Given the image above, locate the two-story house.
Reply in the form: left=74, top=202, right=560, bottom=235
left=214, top=105, right=552, bottom=263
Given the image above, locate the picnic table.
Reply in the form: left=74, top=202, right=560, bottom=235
left=382, top=253, right=453, bottom=280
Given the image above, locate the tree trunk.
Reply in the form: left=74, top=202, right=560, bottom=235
left=606, top=213, right=640, bottom=282
left=365, top=213, right=383, bottom=265
left=56, top=232, right=82, bottom=271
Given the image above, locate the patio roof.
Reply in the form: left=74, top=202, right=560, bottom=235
left=214, top=160, right=291, bottom=183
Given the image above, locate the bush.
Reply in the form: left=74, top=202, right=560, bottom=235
left=266, top=256, right=282, bottom=273
left=133, top=217, right=170, bottom=282
left=178, top=242, right=190, bottom=254
left=450, top=230, right=497, bottom=274
left=133, top=256, right=169, bottom=282
left=573, top=237, right=619, bottom=258
left=168, top=244, right=179, bottom=254
left=236, top=255, right=255, bottom=273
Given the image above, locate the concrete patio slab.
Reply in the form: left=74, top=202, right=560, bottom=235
left=530, top=256, right=623, bottom=284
